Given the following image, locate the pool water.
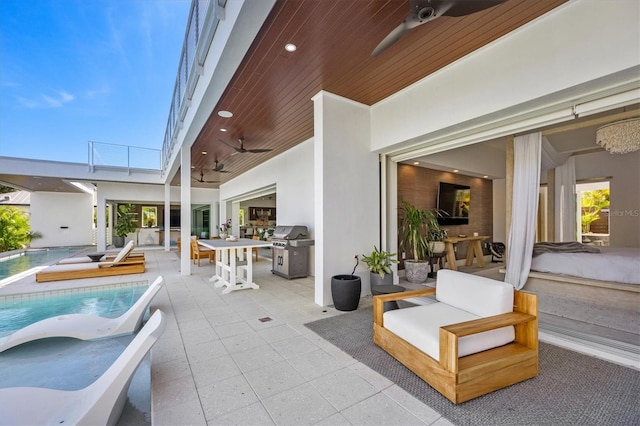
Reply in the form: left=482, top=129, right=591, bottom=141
left=0, top=247, right=88, bottom=280
left=0, top=283, right=148, bottom=338
left=0, top=282, right=152, bottom=425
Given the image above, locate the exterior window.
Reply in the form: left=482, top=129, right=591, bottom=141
left=577, top=182, right=610, bottom=246
left=142, top=206, right=157, bottom=228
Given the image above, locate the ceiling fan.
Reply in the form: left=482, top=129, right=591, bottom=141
left=371, top=0, right=507, bottom=57
left=219, top=137, right=273, bottom=155
left=213, top=160, right=229, bottom=173
left=192, top=171, right=219, bottom=184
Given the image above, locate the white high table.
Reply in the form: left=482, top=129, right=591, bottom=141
left=198, top=238, right=273, bottom=294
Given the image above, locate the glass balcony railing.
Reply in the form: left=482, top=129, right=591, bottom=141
left=86, top=1, right=223, bottom=174
left=161, top=0, right=224, bottom=172
left=88, top=141, right=162, bottom=171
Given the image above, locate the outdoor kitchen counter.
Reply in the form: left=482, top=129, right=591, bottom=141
left=198, top=238, right=273, bottom=294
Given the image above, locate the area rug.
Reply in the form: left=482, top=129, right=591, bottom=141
left=305, top=307, right=640, bottom=426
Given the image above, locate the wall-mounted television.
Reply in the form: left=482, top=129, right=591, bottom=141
left=437, top=182, right=470, bottom=225
left=169, top=210, right=180, bottom=228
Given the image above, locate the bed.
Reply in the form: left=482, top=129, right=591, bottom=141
left=530, top=246, right=640, bottom=285
left=524, top=245, right=639, bottom=333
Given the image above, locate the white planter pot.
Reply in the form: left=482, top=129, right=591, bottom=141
left=404, top=260, right=430, bottom=283
left=429, top=241, right=446, bottom=254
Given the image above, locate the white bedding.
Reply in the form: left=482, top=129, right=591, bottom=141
left=530, top=247, right=640, bottom=285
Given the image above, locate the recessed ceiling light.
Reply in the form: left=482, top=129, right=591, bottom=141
left=285, top=43, right=297, bottom=52
left=202, top=151, right=207, bottom=155
left=220, top=128, right=227, bottom=132
left=218, top=110, right=233, bottom=118
left=483, top=175, right=489, bottom=178
left=413, top=161, right=420, bottom=165
left=453, top=169, right=459, bottom=173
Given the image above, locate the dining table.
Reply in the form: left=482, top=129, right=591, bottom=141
left=198, top=238, right=273, bottom=294
left=442, top=235, right=489, bottom=271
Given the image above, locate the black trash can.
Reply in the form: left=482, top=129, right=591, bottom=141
left=331, top=275, right=361, bottom=311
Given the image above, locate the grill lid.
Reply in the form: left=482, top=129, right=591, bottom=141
left=272, top=225, right=309, bottom=240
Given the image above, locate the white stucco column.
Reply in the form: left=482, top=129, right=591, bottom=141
left=211, top=201, right=218, bottom=238
left=180, top=147, right=192, bottom=275
left=96, top=192, right=107, bottom=252
left=164, top=182, right=171, bottom=251
left=312, top=90, right=379, bottom=306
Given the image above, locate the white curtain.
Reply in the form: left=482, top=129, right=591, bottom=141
left=505, top=133, right=542, bottom=289
left=554, top=156, right=576, bottom=242
left=541, top=136, right=570, bottom=171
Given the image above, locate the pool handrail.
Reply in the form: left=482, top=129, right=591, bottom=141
left=0, top=309, right=166, bottom=426
left=0, top=276, right=164, bottom=353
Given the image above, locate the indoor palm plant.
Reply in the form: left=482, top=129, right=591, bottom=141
left=399, top=199, right=441, bottom=283
left=361, top=246, right=398, bottom=286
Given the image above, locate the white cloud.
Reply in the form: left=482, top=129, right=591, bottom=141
left=59, top=91, right=74, bottom=102
left=86, top=85, right=111, bottom=99
left=17, top=90, right=75, bottom=109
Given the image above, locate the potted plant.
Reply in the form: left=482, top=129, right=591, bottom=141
left=218, top=219, right=232, bottom=238
left=362, top=246, right=398, bottom=287
left=427, top=227, right=447, bottom=254
left=331, top=255, right=361, bottom=311
left=399, top=200, right=441, bottom=283
left=113, top=203, right=137, bottom=248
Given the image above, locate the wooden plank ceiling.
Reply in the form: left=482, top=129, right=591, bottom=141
left=181, top=0, right=567, bottom=188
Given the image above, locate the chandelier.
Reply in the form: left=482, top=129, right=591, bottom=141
left=596, top=118, right=640, bottom=154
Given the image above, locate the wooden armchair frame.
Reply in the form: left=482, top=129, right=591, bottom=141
left=373, top=287, right=538, bottom=404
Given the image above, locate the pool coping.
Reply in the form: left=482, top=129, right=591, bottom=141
left=0, top=280, right=149, bottom=303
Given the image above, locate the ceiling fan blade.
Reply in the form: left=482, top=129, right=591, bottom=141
left=246, top=148, right=273, bottom=153
left=443, top=0, right=506, bottom=17
left=219, top=139, right=241, bottom=152
left=371, top=21, right=410, bottom=57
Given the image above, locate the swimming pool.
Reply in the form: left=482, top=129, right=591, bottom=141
left=0, top=282, right=149, bottom=338
left=0, top=281, right=152, bottom=424
left=0, top=247, right=88, bottom=281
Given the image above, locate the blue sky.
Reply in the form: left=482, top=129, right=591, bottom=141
left=0, top=0, right=190, bottom=164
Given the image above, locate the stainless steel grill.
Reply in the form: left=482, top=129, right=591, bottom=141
left=271, top=225, right=314, bottom=279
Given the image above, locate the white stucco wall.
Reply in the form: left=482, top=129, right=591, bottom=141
left=574, top=150, right=640, bottom=248
left=313, top=91, right=379, bottom=306
left=30, top=192, right=94, bottom=248
left=371, top=0, right=640, bottom=152
left=96, top=181, right=217, bottom=204
left=219, top=138, right=316, bottom=276
left=219, top=138, right=315, bottom=228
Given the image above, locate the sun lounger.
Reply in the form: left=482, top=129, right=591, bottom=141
left=36, top=241, right=145, bottom=283
left=57, top=240, right=142, bottom=264
left=0, top=276, right=164, bottom=352
left=36, top=255, right=145, bottom=283
left=0, top=309, right=166, bottom=426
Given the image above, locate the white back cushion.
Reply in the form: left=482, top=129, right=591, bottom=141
left=113, top=240, right=134, bottom=264
left=435, top=269, right=513, bottom=317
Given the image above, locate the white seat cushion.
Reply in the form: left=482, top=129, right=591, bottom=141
left=383, top=302, right=515, bottom=361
